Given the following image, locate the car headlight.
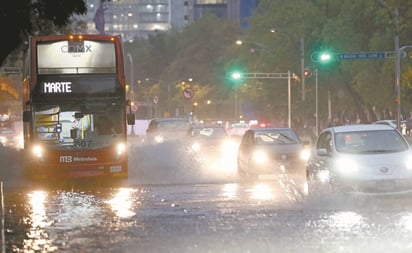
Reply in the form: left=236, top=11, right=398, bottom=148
left=335, top=158, right=358, bottom=174
left=317, top=170, right=330, bottom=183
left=15, top=135, right=24, bottom=149
left=221, top=140, right=238, bottom=156
left=300, top=149, right=310, bottom=161
left=116, top=142, right=126, bottom=155
left=405, top=155, right=412, bottom=170
left=32, top=144, right=44, bottom=158
left=191, top=142, right=201, bottom=152
left=154, top=135, right=164, bottom=143
left=252, top=150, right=269, bottom=164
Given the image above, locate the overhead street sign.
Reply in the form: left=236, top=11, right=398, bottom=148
left=242, top=72, right=298, bottom=79
left=338, top=52, right=388, bottom=60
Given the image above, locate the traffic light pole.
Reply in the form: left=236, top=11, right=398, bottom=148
left=242, top=72, right=297, bottom=128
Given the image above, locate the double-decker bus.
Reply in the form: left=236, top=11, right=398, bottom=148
left=22, top=34, right=135, bottom=180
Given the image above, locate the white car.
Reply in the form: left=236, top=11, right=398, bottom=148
left=373, top=119, right=396, bottom=128
left=306, top=124, right=412, bottom=196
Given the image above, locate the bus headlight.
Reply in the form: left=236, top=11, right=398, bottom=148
left=32, top=144, right=44, bottom=158
left=116, top=143, right=126, bottom=156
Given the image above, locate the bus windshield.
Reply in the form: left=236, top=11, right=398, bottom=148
left=33, top=100, right=124, bottom=150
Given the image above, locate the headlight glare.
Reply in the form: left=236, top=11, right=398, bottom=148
left=253, top=150, right=268, bottom=164
left=300, top=149, right=310, bottom=161
left=32, top=145, right=44, bottom=158
left=406, top=155, right=412, bottom=170
left=192, top=142, right=200, bottom=152
left=221, top=139, right=236, bottom=151
left=154, top=135, right=164, bottom=143
left=116, top=143, right=126, bottom=155
left=221, top=139, right=238, bottom=158
left=336, top=158, right=358, bottom=174
left=318, top=170, right=330, bottom=183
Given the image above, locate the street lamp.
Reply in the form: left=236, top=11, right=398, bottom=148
left=235, top=39, right=269, bottom=53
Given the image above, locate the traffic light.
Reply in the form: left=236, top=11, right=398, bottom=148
left=303, top=68, right=312, bottom=77
left=230, top=71, right=244, bottom=81
left=311, top=50, right=335, bottom=65
left=226, top=67, right=245, bottom=85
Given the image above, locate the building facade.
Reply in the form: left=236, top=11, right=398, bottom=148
left=80, top=0, right=258, bottom=41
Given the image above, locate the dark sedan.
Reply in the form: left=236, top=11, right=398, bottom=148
left=237, top=128, right=310, bottom=180
left=144, top=117, right=192, bottom=144
left=189, top=125, right=238, bottom=167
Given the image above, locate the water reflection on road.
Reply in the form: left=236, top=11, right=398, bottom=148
left=1, top=144, right=412, bottom=252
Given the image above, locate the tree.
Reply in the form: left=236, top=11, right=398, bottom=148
left=0, top=0, right=88, bottom=65
left=128, top=13, right=243, bottom=118
left=245, top=0, right=412, bottom=125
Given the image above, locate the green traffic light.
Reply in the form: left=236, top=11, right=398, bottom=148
left=231, top=71, right=243, bottom=80
left=226, top=67, right=245, bottom=84
left=320, top=53, right=332, bottom=62
left=311, top=50, right=335, bottom=65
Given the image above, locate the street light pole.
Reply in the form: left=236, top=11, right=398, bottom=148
left=288, top=70, right=292, bottom=128
left=300, top=37, right=305, bottom=102
left=315, top=68, right=319, bottom=136
left=394, top=8, right=401, bottom=130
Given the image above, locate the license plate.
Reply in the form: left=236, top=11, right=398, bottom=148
left=110, top=165, right=122, bottom=173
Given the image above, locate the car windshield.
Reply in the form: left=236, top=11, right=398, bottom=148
left=193, top=127, right=227, bottom=139
left=335, top=130, right=409, bottom=153
left=157, top=120, right=191, bottom=131
left=255, top=129, right=299, bottom=144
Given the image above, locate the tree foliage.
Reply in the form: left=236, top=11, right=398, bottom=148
left=128, top=14, right=242, bottom=118
left=4, top=0, right=412, bottom=125
left=243, top=0, right=412, bottom=124
left=0, top=0, right=87, bottom=65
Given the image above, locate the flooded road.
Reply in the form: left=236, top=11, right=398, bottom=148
left=2, top=144, right=412, bottom=252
